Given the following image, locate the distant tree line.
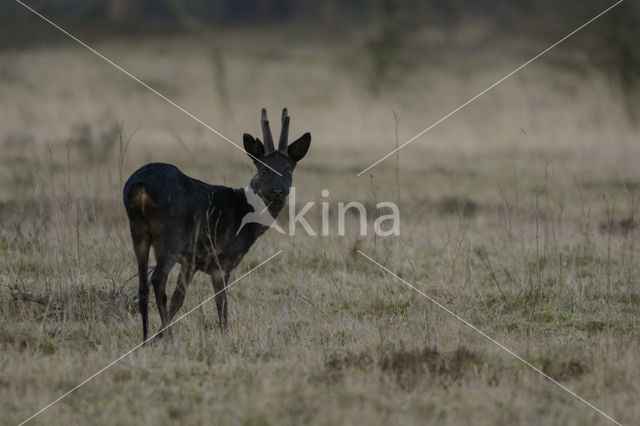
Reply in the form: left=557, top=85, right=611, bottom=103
left=1, top=0, right=638, bottom=117
left=0, top=1, right=635, bottom=29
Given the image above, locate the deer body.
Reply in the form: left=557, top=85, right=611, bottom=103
left=123, top=109, right=310, bottom=342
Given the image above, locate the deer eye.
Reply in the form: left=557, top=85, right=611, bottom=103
left=260, top=168, right=268, bottom=176
left=285, top=169, right=292, bottom=176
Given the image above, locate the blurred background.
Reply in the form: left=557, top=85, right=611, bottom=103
left=1, top=1, right=638, bottom=158
left=0, top=0, right=639, bottom=221
left=2, top=0, right=639, bottom=213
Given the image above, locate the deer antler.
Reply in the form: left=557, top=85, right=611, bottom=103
left=278, top=108, right=290, bottom=154
left=261, top=108, right=275, bottom=154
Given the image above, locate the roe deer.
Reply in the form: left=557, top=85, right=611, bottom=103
left=123, top=108, right=311, bottom=342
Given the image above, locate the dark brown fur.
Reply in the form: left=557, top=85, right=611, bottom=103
left=123, top=109, right=310, bottom=342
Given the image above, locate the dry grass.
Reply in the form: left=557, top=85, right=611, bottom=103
left=0, top=29, right=639, bottom=425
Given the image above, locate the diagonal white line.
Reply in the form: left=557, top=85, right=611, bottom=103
left=356, top=250, right=622, bottom=425
left=18, top=250, right=283, bottom=426
left=357, top=0, right=624, bottom=176
left=13, top=0, right=282, bottom=176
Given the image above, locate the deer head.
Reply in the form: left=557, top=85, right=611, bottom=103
left=243, top=108, right=311, bottom=204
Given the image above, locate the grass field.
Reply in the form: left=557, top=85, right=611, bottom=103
left=1, top=27, right=639, bottom=425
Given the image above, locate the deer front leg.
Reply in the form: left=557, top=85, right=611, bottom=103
left=210, top=270, right=229, bottom=331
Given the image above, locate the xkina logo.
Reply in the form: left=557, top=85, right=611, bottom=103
left=237, top=187, right=285, bottom=235
left=238, top=187, right=400, bottom=237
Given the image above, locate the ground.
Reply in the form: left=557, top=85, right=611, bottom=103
left=0, top=28, right=639, bottom=425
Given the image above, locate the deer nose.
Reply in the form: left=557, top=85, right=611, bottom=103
left=271, top=187, right=287, bottom=199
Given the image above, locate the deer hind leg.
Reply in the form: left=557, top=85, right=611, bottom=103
left=130, top=226, right=151, bottom=343
left=210, top=271, right=230, bottom=332
left=168, top=264, right=195, bottom=321
left=150, top=253, right=178, bottom=340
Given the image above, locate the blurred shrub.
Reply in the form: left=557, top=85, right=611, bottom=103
left=597, top=1, right=640, bottom=121
left=1, top=0, right=638, bottom=118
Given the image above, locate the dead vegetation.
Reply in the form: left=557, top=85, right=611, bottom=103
left=324, top=345, right=486, bottom=390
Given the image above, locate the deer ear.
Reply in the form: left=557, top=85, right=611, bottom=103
left=243, top=133, right=264, bottom=159
left=288, top=133, right=311, bottom=162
